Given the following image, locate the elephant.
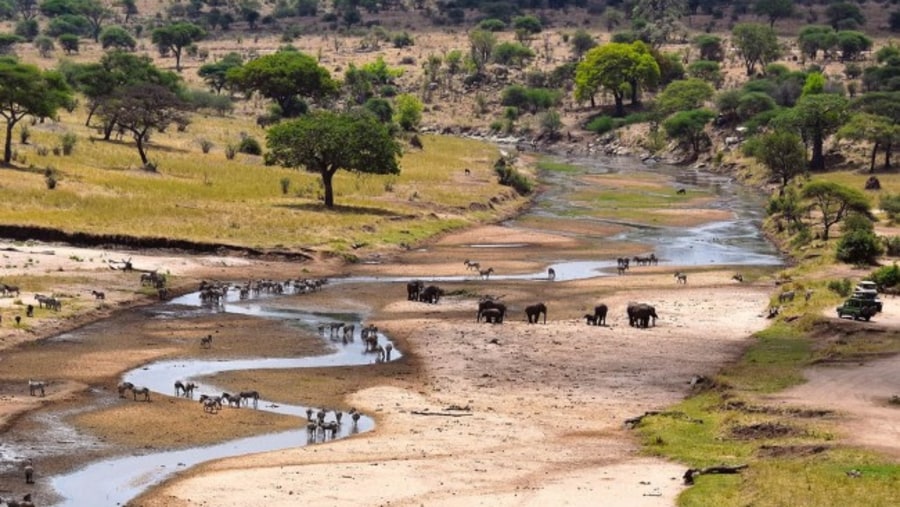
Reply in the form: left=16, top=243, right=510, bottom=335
left=419, top=285, right=444, bottom=304
left=407, top=280, right=424, bottom=301
left=477, top=300, right=507, bottom=322
left=591, top=304, right=608, bottom=326
left=627, top=302, right=657, bottom=328
left=480, top=308, right=504, bottom=323
left=525, top=303, right=547, bottom=324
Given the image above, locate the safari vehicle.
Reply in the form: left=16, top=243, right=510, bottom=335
left=852, top=281, right=883, bottom=312
left=836, top=298, right=878, bottom=321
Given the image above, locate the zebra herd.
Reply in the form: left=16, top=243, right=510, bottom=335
left=196, top=277, right=330, bottom=305
left=306, top=407, right=363, bottom=443
left=317, top=321, right=392, bottom=362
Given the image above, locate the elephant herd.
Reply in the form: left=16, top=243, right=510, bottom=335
left=406, top=278, right=659, bottom=328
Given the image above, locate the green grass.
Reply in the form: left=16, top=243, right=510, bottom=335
left=536, top=159, right=581, bottom=173
left=1, top=110, right=513, bottom=252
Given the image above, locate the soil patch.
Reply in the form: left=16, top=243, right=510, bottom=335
left=757, top=444, right=830, bottom=458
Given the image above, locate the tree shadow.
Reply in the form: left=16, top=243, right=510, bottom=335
left=275, top=202, right=413, bottom=217
left=91, top=137, right=192, bottom=155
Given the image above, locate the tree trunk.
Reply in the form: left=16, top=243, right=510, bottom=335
left=3, top=120, right=13, bottom=164
left=885, top=141, right=893, bottom=169
left=810, top=133, right=825, bottom=171
left=322, top=168, right=335, bottom=208
left=613, top=93, right=624, bottom=117
left=629, top=79, right=639, bottom=106
left=85, top=103, right=99, bottom=127
left=174, top=48, right=182, bottom=72
left=871, top=142, right=879, bottom=173
left=134, top=131, right=148, bottom=166
left=103, top=118, right=116, bottom=141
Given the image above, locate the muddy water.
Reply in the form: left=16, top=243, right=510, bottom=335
left=37, top=153, right=780, bottom=506
left=44, top=290, right=392, bottom=507
left=521, top=154, right=783, bottom=270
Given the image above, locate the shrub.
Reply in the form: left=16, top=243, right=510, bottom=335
left=883, top=236, right=900, bottom=257
left=19, top=126, right=30, bottom=144
left=198, top=139, right=213, bottom=154
left=60, top=132, right=76, bottom=155
left=494, top=157, right=532, bottom=196
left=836, top=229, right=883, bottom=265
left=237, top=136, right=263, bottom=155
left=392, top=31, right=414, bottom=48
left=225, top=144, right=237, bottom=160
left=869, top=263, right=900, bottom=288
left=478, top=19, right=507, bottom=32
left=44, top=167, right=57, bottom=189
left=827, top=277, right=853, bottom=296
left=280, top=177, right=291, bottom=195
left=586, top=115, right=615, bottom=134
left=881, top=193, right=900, bottom=221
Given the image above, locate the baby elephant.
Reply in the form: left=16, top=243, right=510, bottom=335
left=585, top=304, right=608, bottom=326
left=525, top=303, right=547, bottom=324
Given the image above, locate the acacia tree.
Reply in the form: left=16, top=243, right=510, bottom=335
left=753, top=0, right=795, bottom=28
left=575, top=41, right=660, bottom=116
left=96, top=82, right=188, bottom=167
left=228, top=50, right=337, bottom=117
left=0, top=58, right=73, bottom=164
left=151, top=21, right=205, bottom=72
left=654, top=78, right=714, bottom=116
left=756, top=131, right=806, bottom=194
left=468, top=29, right=496, bottom=73
left=849, top=91, right=900, bottom=170
left=838, top=113, right=899, bottom=172
left=731, top=23, right=780, bottom=76
left=198, top=52, right=243, bottom=94
left=265, top=110, right=402, bottom=208
left=78, top=0, right=112, bottom=42
left=663, top=108, right=714, bottom=159
left=778, top=93, right=848, bottom=171
left=801, top=180, right=871, bottom=240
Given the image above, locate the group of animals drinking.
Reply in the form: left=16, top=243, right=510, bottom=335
left=115, top=380, right=261, bottom=413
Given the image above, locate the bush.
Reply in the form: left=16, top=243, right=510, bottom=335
left=827, top=277, right=853, bottom=296
left=392, top=31, right=413, bottom=48
left=198, top=139, right=213, bottom=154
left=477, top=19, right=507, bottom=31
left=836, top=229, right=883, bottom=265
left=237, top=136, right=263, bottom=155
left=494, top=158, right=532, bottom=196
left=586, top=115, right=615, bottom=134
left=883, top=236, right=900, bottom=257
left=60, top=132, right=76, bottom=155
left=19, top=126, right=30, bottom=144
left=869, top=263, right=900, bottom=289
left=881, top=193, right=900, bottom=221
left=225, top=144, right=237, bottom=160
left=280, top=177, right=291, bottom=195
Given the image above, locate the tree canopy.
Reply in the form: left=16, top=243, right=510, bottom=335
left=801, top=180, right=871, bottom=240
left=756, top=130, right=806, bottom=194
left=0, top=57, right=73, bottom=164
left=777, top=93, right=848, bottom=171
left=151, top=21, right=205, bottom=72
left=575, top=41, right=660, bottom=116
left=228, top=50, right=338, bottom=117
left=731, top=23, right=780, bottom=76
left=265, top=110, right=402, bottom=208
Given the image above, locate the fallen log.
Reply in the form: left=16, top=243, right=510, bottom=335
left=683, top=464, right=748, bottom=485
left=411, top=410, right=473, bottom=417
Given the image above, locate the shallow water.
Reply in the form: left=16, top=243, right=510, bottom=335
left=43, top=152, right=780, bottom=505
left=46, top=290, right=391, bottom=507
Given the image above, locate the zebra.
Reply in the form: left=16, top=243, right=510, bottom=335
left=240, top=390, right=260, bottom=409
left=675, top=272, right=687, bottom=284
left=200, top=334, right=213, bottom=348
left=28, top=380, right=45, bottom=397
left=117, top=381, right=134, bottom=398
left=132, top=386, right=151, bottom=401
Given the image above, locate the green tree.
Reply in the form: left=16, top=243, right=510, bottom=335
left=151, top=21, right=205, bottom=72
left=693, top=34, right=723, bottom=61
left=801, top=72, right=826, bottom=96
left=687, top=60, right=722, bottom=87
left=836, top=31, right=872, bottom=62
left=753, top=0, right=795, bottom=28
left=265, top=110, right=401, bottom=208
left=119, top=0, right=136, bottom=23
left=228, top=50, right=338, bottom=117
left=99, top=25, right=135, bottom=51
left=575, top=41, right=660, bottom=116
left=838, top=113, right=900, bottom=172
left=731, top=23, right=780, bottom=76
left=0, top=58, right=73, bottom=164
left=77, top=0, right=112, bottom=42
left=850, top=91, right=900, bottom=169
left=512, top=15, right=541, bottom=34
left=394, top=93, right=422, bottom=131
left=468, top=29, right=496, bottom=73
left=663, top=108, right=714, bottom=158
left=33, top=35, right=54, bottom=58
left=631, top=0, right=687, bottom=48
left=836, top=218, right=882, bottom=265
left=570, top=29, right=596, bottom=61
left=825, top=2, right=865, bottom=30
left=96, top=82, right=188, bottom=166
left=654, top=78, right=713, bottom=116
left=756, top=131, right=806, bottom=194
left=58, top=33, right=79, bottom=54
left=197, top=52, right=242, bottom=94
left=778, top=93, right=848, bottom=171
left=0, top=34, right=23, bottom=55
left=797, top=25, right=837, bottom=61
left=492, top=41, right=534, bottom=67
left=801, top=180, right=871, bottom=240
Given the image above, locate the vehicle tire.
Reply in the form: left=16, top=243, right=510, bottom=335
left=865, top=316, right=871, bottom=321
